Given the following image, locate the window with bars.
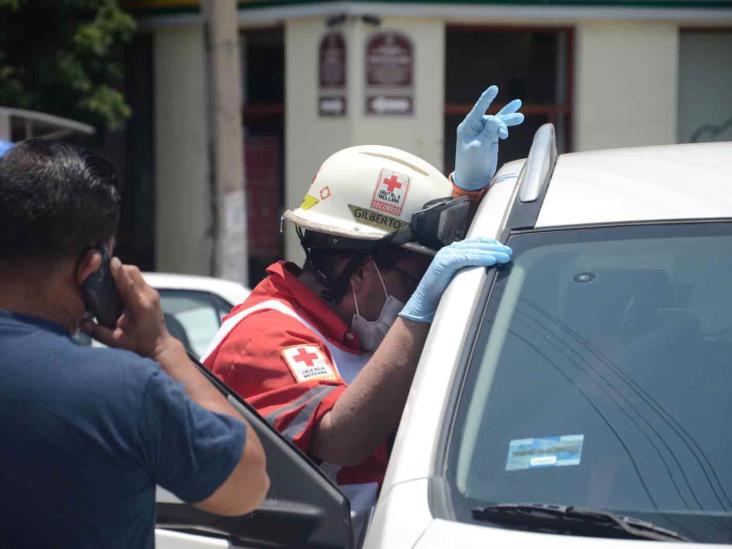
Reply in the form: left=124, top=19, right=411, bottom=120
left=444, top=26, right=573, bottom=172
left=241, top=27, right=285, bottom=287
left=678, top=29, right=732, bottom=144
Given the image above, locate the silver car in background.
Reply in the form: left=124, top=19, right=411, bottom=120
left=79, top=273, right=249, bottom=359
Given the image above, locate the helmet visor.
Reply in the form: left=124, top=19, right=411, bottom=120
left=391, top=195, right=470, bottom=251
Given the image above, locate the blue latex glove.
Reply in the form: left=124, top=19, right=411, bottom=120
left=453, top=85, right=524, bottom=191
left=399, top=237, right=512, bottom=323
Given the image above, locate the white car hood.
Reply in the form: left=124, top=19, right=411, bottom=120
left=414, top=518, right=716, bottom=549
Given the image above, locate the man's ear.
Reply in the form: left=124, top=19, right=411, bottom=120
left=76, top=248, right=102, bottom=286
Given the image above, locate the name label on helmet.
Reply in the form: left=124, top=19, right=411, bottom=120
left=371, top=168, right=410, bottom=216
left=349, top=205, right=405, bottom=232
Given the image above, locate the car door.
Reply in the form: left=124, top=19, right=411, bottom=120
left=154, top=359, right=353, bottom=549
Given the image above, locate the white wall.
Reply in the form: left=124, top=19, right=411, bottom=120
left=284, top=16, right=445, bottom=261
left=154, top=26, right=212, bottom=274
left=574, top=20, right=679, bottom=151
left=150, top=17, right=688, bottom=273
left=285, top=17, right=352, bottom=263
left=351, top=17, right=445, bottom=168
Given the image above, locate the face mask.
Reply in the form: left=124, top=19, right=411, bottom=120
left=350, top=262, right=405, bottom=352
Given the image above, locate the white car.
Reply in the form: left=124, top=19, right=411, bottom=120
left=142, top=273, right=249, bottom=358
left=79, top=273, right=249, bottom=359
left=156, top=127, right=732, bottom=548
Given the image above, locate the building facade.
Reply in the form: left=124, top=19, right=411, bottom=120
left=123, top=0, right=732, bottom=284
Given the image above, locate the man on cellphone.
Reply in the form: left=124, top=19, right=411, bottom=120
left=0, top=139, right=269, bottom=548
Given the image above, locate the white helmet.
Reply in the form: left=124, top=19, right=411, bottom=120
left=283, top=145, right=466, bottom=256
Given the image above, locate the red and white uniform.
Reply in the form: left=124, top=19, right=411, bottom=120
left=202, top=261, right=387, bottom=534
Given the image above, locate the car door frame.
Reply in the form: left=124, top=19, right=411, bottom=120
left=155, top=356, right=354, bottom=549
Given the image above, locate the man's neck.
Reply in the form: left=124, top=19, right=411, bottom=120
left=0, top=265, right=78, bottom=333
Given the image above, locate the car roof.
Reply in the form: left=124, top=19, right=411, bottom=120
left=142, top=272, right=249, bottom=307
left=536, top=141, right=732, bottom=228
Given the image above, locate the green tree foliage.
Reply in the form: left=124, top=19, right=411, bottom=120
left=0, top=0, right=136, bottom=130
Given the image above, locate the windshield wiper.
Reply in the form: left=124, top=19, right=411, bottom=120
left=472, top=503, right=689, bottom=542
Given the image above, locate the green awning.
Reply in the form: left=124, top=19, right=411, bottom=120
left=124, top=0, right=732, bottom=16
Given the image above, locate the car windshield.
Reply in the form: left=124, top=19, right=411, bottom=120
left=446, top=222, right=732, bottom=543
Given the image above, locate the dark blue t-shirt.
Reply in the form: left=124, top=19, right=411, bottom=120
left=0, top=310, right=246, bottom=548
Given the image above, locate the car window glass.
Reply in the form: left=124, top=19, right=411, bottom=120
left=158, top=290, right=233, bottom=357
left=446, top=222, right=732, bottom=544
left=73, top=289, right=234, bottom=355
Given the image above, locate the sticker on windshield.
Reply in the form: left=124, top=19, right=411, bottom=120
left=506, top=435, right=584, bottom=471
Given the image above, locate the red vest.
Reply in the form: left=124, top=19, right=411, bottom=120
left=203, top=261, right=387, bottom=529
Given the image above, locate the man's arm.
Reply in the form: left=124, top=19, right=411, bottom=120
left=310, top=238, right=512, bottom=465
left=152, top=336, right=269, bottom=516
left=84, top=259, right=269, bottom=516
left=311, top=318, right=428, bottom=465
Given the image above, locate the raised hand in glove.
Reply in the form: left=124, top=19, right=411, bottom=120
left=453, top=85, right=524, bottom=192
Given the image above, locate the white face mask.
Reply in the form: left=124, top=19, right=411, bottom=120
left=350, top=262, right=405, bottom=351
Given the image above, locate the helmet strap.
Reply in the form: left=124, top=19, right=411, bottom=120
left=296, top=227, right=329, bottom=286
left=295, top=226, right=370, bottom=305
left=320, top=251, right=368, bottom=305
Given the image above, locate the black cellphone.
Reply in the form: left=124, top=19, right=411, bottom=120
left=81, top=244, right=124, bottom=329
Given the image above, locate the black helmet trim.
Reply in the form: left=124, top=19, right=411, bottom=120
left=296, top=227, right=378, bottom=305
left=388, top=195, right=470, bottom=250
left=295, top=194, right=470, bottom=304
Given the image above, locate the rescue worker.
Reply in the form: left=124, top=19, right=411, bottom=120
left=203, top=85, right=522, bottom=540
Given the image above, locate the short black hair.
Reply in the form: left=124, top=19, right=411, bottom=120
left=0, top=139, right=120, bottom=261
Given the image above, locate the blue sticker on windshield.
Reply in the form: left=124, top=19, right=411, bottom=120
left=506, top=435, right=584, bottom=471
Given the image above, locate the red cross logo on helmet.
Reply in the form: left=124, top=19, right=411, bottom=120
left=371, top=168, right=410, bottom=216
